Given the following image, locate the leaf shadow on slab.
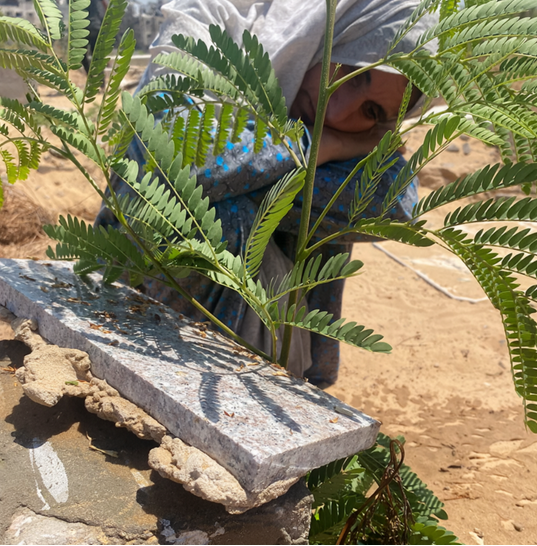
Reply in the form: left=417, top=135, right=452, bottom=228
left=198, top=372, right=222, bottom=423
left=240, top=373, right=302, bottom=433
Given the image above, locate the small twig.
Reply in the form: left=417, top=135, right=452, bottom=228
left=86, top=432, right=119, bottom=458
left=338, top=440, right=411, bottom=545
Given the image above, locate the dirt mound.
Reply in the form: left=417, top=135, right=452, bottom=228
left=0, top=187, right=56, bottom=258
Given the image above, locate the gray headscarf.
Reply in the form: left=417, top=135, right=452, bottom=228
left=145, top=0, right=437, bottom=108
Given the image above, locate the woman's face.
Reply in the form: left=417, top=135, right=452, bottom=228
left=289, top=63, right=410, bottom=133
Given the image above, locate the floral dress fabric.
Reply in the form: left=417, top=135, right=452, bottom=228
left=95, top=116, right=417, bottom=386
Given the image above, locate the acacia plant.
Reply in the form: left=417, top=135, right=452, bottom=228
left=1, top=0, right=537, bottom=424
left=1, top=0, right=537, bottom=542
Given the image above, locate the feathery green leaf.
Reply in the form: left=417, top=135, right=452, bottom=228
left=67, top=0, right=90, bottom=69
left=244, top=168, right=305, bottom=279
left=84, top=0, right=128, bottom=103
left=33, top=0, right=64, bottom=42
left=97, top=29, right=135, bottom=135
left=0, top=16, right=49, bottom=52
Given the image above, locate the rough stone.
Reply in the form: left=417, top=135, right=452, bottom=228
left=149, top=435, right=299, bottom=514
left=159, top=522, right=209, bottom=545
left=4, top=507, right=105, bottom=545
left=5, top=324, right=287, bottom=511
left=8, top=320, right=294, bottom=512
left=1, top=352, right=314, bottom=543
left=11, top=316, right=41, bottom=347
left=13, top=319, right=92, bottom=407
left=0, top=258, right=380, bottom=493
left=85, top=384, right=167, bottom=443
left=215, top=480, right=313, bottom=544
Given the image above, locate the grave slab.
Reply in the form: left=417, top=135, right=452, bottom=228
left=0, top=258, right=380, bottom=492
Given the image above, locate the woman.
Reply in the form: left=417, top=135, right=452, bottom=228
left=96, top=0, right=436, bottom=386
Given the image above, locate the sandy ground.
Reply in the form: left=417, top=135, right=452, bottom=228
left=1, top=69, right=537, bottom=544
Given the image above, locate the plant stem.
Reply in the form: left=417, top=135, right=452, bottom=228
left=279, top=0, right=338, bottom=368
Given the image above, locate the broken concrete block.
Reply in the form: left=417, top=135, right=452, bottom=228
left=2, top=322, right=166, bottom=442
left=12, top=318, right=92, bottom=407
left=0, top=259, right=380, bottom=494
left=149, top=435, right=299, bottom=514
left=85, top=382, right=167, bottom=443
left=0, top=347, right=314, bottom=544
left=8, top=324, right=296, bottom=512
left=4, top=326, right=284, bottom=511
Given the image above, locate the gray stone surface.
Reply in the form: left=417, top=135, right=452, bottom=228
left=0, top=338, right=313, bottom=544
left=0, top=258, right=380, bottom=493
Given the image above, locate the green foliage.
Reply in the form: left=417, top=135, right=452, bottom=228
left=67, top=0, right=90, bottom=70
left=0, top=16, right=49, bottom=52
left=33, top=0, right=64, bottom=43
left=308, top=433, right=460, bottom=545
left=273, top=253, right=364, bottom=299
left=44, top=215, right=146, bottom=283
left=388, top=0, right=537, bottom=163
left=0, top=48, right=61, bottom=73
left=0, top=96, right=42, bottom=136
left=352, top=218, right=434, bottom=247
left=277, top=305, right=392, bottom=353
left=84, top=0, right=128, bottom=103
left=382, top=116, right=462, bottom=213
left=96, top=29, right=135, bottom=135
left=438, top=229, right=537, bottom=431
left=350, top=130, right=401, bottom=223
left=140, top=23, right=301, bottom=157
left=413, top=163, right=537, bottom=217
left=244, top=169, right=306, bottom=279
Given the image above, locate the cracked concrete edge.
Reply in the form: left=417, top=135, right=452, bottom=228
left=3, top=306, right=304, bottom=514
left=14, top=317, right=94, bottom=407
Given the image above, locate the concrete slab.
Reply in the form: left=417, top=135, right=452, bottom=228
left=0, top=258, right=380, bottom=492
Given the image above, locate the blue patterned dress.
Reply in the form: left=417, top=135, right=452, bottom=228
left=96, top=115, right=417, bottom=386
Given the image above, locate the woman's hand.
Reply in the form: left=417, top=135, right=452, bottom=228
left=315, top=122, right=395, bottom=166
